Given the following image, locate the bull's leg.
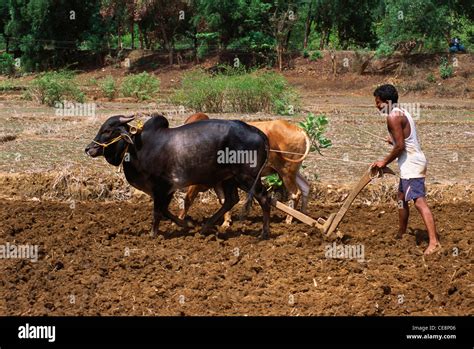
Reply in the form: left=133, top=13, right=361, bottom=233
left=202, top=181, right=239, bottom=234
left=178, top=185, right=201, bottom=220
left=214, top=183, right=233, bottom=230
left=296, top=172, right=311, bottom=213
left=220, top=211, right=233, bottom=230
left=252, top=182, right=271, bottom=239
left=278, top=169, right=301, bottom=224
left=235, top=175, right=271, bottom=239
left=155, top=192, right=192, bottom=233
left=151, top=200, right=163, bottom=237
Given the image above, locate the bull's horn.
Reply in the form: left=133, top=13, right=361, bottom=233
left=119, top=115, right=136, bottom=124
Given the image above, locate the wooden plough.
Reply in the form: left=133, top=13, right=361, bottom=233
left=272, top=166, right=396, bottom=237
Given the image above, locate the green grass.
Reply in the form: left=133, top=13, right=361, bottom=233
left=171, top=69, right=299, bottom=114
left=121, top=72, right=160, bottom=101
left=100, top=75, right=117, bottom=100
left=25, top=71, right=85, bottom=106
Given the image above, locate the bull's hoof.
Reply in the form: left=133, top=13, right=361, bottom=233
left=218, top=220, right=232, bottom=232
left=201, top=224, right=213, bottom=235
left=179, top=218, right=194, bottom=229
left=150, top=230, right=157, bottom=238
left=259, top=232, right=270, bottom=240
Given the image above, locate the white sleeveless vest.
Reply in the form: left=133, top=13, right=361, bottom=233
left=391, top=107, right=427, bottom=179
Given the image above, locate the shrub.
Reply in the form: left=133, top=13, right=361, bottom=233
left=26, top=71, right=84, bottom=106
left=171, top=70, right=299, bottom=114
left=298, top=113, right=332, bottom=154
left=121, top=72, right=160, bottom=101
left=309, top=50, right=323, bottom=61
left=426, top=73, right=436, bottom=83
left=439, top=57, right=453, bottom=79
left=100, top=75, right=117, bottom=100
left=0, top=53, right=16, bottom=76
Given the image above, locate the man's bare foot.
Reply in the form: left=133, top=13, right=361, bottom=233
left=395, top=230, right=405, bottom=239
left=424, top=242, right=442, bottom=255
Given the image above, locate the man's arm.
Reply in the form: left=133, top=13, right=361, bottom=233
left=372, top=112, right=405, bottom=168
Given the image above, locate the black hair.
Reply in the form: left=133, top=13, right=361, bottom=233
left=373, top=84, right=398, bottom=104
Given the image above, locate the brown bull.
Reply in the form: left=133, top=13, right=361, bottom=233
left=178, top=112, right=311, bottom=227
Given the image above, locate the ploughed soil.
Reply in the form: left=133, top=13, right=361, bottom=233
left=0, top=198, right=472, bottom=316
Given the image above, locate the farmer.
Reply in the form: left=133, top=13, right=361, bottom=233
left=371, top=84, right=441, bottom=255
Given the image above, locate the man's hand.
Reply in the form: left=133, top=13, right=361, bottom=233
left=371, top=160, right=387, bottom=169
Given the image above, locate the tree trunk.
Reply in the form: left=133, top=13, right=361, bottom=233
left=130, top=23, right=135, bottom=49
left=193, top=30, right=198, bottom=63
left=138, top=24, right=144, bottom=49
left=168, top=43, right=174, bottom=65
left=319, top=30, right=326, bottom=50
left=303, top=3, right=312, bottom=49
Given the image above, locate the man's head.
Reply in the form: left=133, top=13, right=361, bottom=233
left=373, top=84, right=398, bottom=112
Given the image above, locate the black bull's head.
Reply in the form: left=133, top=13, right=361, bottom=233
left=85, top=115, right=136, bottom=158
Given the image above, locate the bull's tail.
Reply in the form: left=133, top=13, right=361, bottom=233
left=241, top=131, right=270, bottom=217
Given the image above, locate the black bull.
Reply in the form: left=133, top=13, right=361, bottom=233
left=85, top=114, right=272, bottom=238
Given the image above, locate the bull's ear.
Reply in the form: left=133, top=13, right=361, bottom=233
left=120, top=131, right=134, bottom=144
left=119, top=115, right=136, bottom=124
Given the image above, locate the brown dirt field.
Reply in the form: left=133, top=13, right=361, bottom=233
left=0, top=198, right=472, bottom=316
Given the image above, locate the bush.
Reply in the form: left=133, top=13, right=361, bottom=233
left=298, top=113, right=332, bottom=154
left=171, top=70, right=299, bottom=114
left=309, top=50, right=323, bottom=61
left=426, top=73, right=436, bottom=83
left=302, top=49, right=310, bottom=58
left=121, top=72, right=160, bottom=101
left=0, top=53, right=16, bottom=76
left=26, top=71, right=85, bottom=106
left=439, top=57, right=453, bottom=79
left=100, top=75, right=117, bottom=100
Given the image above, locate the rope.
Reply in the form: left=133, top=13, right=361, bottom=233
left=270, top=149, right=306, bottom=156
left=92, top=135, right=124, bottom=148
left=344, top=123, right=388, bottom=142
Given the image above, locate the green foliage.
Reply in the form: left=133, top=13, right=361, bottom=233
left=263, top=173, right=283, bottom=191
left=121, top=72, right=160, bottom=101
left=0, top=52, right=16, bottom=76
left=0, top=80, right=15, bottom=91
left=26, top=71, right=84, bottom=106
left=100, top=75, right=117, bottom=100
left=374, top=0, right=466, bottom=54
left=172, top=70, right=299, bottom=114
left=426, top=73, right=436, bottom=83
left=439, top=57, right=454, bottom=79
left=309, top=50, right=323, bottom=61
left=0, top=0, right=472, bottom=71
left=298, top=113, right=332, bottom=154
